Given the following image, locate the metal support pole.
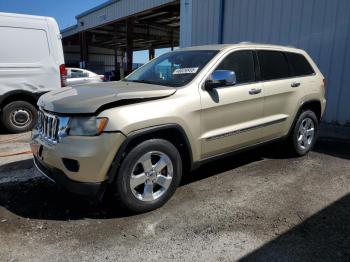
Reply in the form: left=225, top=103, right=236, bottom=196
left=126, top=18, right=134, bottom=74
left=114, top=26, right=120, bottom=73
left=171, top=30, right=174, bottom=51
left=79, top=31, right=88, bottom=68
left=114, top=47, right=120, bottom=71
left=114, top=47, right=121, bottom=80
left=149, top=47, right=155, bottom=60
left=218, top=0, right=225, bottom=44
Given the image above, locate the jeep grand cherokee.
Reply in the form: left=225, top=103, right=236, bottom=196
left=31, top=43, right=326, bottom=212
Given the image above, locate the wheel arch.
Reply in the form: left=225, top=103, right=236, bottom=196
left=288, top=99, right=322, bottom=137
left=299, top=100, right=322, bottom=122
left=106, top=124, right=194, bottom=184
left=0, top=90, right=43, bottom=110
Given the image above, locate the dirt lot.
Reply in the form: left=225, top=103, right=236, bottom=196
left=0, top=132, right=349, bottom=262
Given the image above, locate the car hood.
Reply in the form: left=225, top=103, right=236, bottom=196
left=38, top=81, right=177, bottom=114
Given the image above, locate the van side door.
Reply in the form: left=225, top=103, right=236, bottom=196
left=199, top=50, right=264, bottom=159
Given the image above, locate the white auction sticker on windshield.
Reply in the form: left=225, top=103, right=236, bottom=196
left=173, top=67, right=199, bottom=75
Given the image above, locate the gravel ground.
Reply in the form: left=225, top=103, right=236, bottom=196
left=0, top=132, right=349, bottom=262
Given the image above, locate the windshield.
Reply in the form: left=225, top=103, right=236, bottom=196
left=124, top=50, right=219, bottom=87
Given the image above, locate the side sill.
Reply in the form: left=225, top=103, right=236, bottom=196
left=192, top=136, right=286, bottom=170
left=206, top=117, right=287, bottom=141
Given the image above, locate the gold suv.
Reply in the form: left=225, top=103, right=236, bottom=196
left=31, top=43, right=326, bottom=212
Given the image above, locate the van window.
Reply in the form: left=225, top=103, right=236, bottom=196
left=285, top=52, right=315, bottom=77
left=216, top=50, right=255, bottom=84
left=257, top=51, right=290, bottom=81
left=0, top=27, right=49, bottom=64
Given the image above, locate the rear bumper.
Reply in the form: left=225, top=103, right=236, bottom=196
left=33, top=156, right=106, bottom=198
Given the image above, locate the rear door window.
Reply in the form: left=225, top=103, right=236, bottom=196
left=216, top=50, right=255, bottom=84
left=285, top=52, right=315, bottom=77
left=257, top=51, right=290, bottom=81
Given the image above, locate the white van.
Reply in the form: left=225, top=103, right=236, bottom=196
left=0, top=12, right=66, bottom=133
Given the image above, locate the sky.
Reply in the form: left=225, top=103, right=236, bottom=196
left=0, top=0, right=170, bottom=63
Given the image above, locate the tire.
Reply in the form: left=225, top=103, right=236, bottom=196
left=1, top=101, right=37, bottom=133
left=288, top=110, right=318, bottom=156
left=113, top=139, right=183, bottom=213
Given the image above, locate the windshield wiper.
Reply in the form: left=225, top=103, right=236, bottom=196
left=125, top=79, right=154, bottom=85
left=124, top=79, right=177, bottom=87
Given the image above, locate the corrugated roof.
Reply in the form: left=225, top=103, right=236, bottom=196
left=76, top=0, right=119, bottom=19
left=60, top=24, right=78, bottom=34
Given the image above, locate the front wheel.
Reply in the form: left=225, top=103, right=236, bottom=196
left=1, top=101, right=37, bottom=133
left=289, top=110, right=318, bottom=156
left=113, top=139, right=183, bottom=213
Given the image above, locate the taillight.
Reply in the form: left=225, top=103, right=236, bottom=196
left=100, top=75, right=106, bottom=81
left=60, top=64, right=67, bottom=87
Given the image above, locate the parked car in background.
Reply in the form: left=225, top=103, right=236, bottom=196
left=31, top=43, right=326, bottom=213
left=0, top=12, right=66, bottom=133
left=67, top=68, right=105, bottom=86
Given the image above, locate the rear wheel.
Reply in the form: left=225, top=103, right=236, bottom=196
left=1, top=101, right=37, bottom=133
left=289, top=110, right=318, bottom=156
left=113, top=139, right=182, bottom=213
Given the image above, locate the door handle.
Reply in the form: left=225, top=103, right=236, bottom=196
left=249, top=88, right=262, bottom=95
left=291, top=82, right=301, bottom=88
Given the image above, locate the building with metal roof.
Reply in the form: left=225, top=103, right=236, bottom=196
left=62, top=0, right=179, bottom=77
left=62, top=0, right=350, bottom=125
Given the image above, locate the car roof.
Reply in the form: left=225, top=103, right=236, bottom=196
left=178, top=42, right=304, bottom=53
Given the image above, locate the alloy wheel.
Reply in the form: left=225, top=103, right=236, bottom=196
left=297, top=117, right=315, bottom=150
left=130, top=151, right=173, bottom=202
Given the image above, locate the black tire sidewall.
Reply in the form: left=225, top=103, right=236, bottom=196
left=1, top=101, right=37, bottom=133
left=115, top=139, right=183, bottom=213
left=292, top=110, right=318, bottom=156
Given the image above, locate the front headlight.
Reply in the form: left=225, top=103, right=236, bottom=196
left=68, top=117, right=108, bottom=136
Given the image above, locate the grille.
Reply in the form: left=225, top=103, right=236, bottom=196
left=37, top=111, right=60, bottom=143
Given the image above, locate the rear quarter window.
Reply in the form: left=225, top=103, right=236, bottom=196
left=257, top=50, right=290, bottom=81
left=0, top=27, right=50, bottom=64
left=285, top=52, right=315, bottom=77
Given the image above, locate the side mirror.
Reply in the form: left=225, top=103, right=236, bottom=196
left=205, top=70, right=237, bottom=90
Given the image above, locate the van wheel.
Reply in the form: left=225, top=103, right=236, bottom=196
left=1, top=101, right=37, bottom=133
left=113, top=139, right=182, bottom=213
left=289, top=110, right=318, bottom=156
